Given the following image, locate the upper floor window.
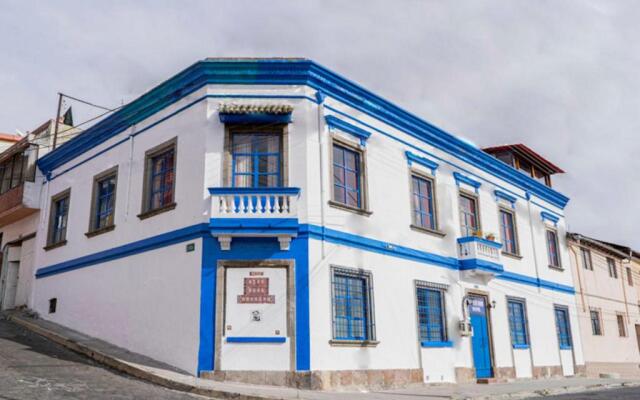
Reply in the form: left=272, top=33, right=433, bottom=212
left=88, top=167, right=117, bottom=235
left=590, top=309, right=602, bottom=335
left=331, top=267, right=375, bottom=342
left=580, top=248, right=593, bottom=270
left=499, top=208, right=519, bottom=255
left=231, top=131, right=282, bottom=188
left=140, top=139, right=176, bottom=218
left=411, top=174, right=437, bottom=231
left=546, top=229, right=561, bottom=269
left=607, top=258, right=618, bottom=279
left=507, top=298, right=529, bottom=347
left=416, top=283, right=447, bottom=345
left=331, top=141, right=366, bottom=211
left=617, top=314, right=627, bottom=337
left=627, top=267, right=633, bottom=286
left=459, top=193, right=479, bottom=237
left=46, top=189, right=70, bottom=249
left=0, top=150, right=32, bottom=194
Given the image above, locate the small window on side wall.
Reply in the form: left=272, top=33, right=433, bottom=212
left=499, top=208, right=519, bottom=255
left=580, top=248, right=593, bottom=270
left=607, top=257, right=618, bottom=279
left=331, top=267, right=375, bottom=343
left=546, top=229, right=561, bottom=269
left=46, top=189, right=71, bottom=249
left=415, top=282, right=448, bottom=346
left=330, top=139, right=369, bottom=214
left=87, top=166, right=118, bottom=236
left=139, top=138, right=177, bottom=219
left=411, top=173, right=437, bottom=231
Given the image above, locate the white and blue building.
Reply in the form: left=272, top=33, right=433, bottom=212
left=27, top=58, right=583, bottom=389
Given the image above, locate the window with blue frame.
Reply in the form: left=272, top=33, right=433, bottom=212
left=89, top=168, right=117, bottom=232
left=141, top=140, right=176, bottom=216
left=554, top=306, right=572, bottom=349
left=332, top=142, right=364, bottom=209
left=459, top=193, right=479, bottom=237
left=411, top=174, right=437, bottom=230
left=231, top=131, right=282, bottom=188
left=416, top=284, right=448, bottom=345
left=546, top=229, right=561, bottom=268
left=47, top=189, right=70, bottom=247
left=499, top=209, right=519, bottom=255
left=507, top=298, right=529, bottom=347
left=331, top=267, right=375, bottom=341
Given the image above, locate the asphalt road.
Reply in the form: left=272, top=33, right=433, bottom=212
left=529, top=386, right=640, bottom=399
left=0, top=317, right=205, bottom=399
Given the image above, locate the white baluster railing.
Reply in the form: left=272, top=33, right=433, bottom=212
left=457, top=236, right=502, bottom=264
left=209, top=187, right=301, bottom=218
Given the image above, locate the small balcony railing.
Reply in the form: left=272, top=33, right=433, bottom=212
left=208, top=187, right=300, bottom=218
left=457, top=236, right=503, bottom=277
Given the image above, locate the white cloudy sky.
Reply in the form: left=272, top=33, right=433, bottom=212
left=1, top=1, right=638, bottom=248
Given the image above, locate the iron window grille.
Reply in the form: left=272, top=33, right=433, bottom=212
left=331, top=266, right=375, bottom=341
left=415, top=281, right=448, bottom=343
left=507, top=298, right=529, bottom=346
left=554, top=306, right=572, bottom=349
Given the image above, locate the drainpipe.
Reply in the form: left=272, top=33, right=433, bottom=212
left=568, top=235, right=587, bottom=312
left=124, top=126, right=136, bottom=220
left=525, top=193, right=542, bottom=293
left=621, top=251, right=631, bottom=323
left=316, top=92, right=327, bottom=258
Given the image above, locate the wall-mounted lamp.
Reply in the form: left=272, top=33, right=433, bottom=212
left=489, top=300, right=497, bottom=309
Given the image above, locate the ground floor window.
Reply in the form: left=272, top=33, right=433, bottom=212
left=331, top=267, right=375, bottom=341
left=554, top=306, right=572, bottom=349
left=507, top=298, right=529, bottom=347
left=415, top=282, right=448, bottom=344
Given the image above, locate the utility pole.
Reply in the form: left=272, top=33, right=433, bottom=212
left=52, top=92, right=63, bottom=150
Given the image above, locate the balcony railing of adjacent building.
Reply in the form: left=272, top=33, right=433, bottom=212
left=208, top=187, right=301, bottom=251
left=457, top=236, right=504, bottom=278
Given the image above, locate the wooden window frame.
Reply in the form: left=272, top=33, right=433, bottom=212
left=409, top=169, right=444, bottom=237
left=86, top=166, right=118, bottom=237
left=506, top=297, right=530, bottom=347
left=138, top=137, right=177, bottom=220
left=606, top=257, right=618, bottom=279
left=580, top=247, right=593, bottom=271
left=458, top=190, right=481, bottom=237
left=498, top=206, right=520, bottom=257
left=415, top=281, right=449, bottom=344
left=328, top=135, right=371, bottom=216
left=546, top=228, right=562, bottom=270
left=45, top=188, right=71, bottom=250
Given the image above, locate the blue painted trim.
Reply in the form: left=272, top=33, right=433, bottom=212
left=494, top=190, right=517, bottom=205
left=459, top=259, right=504, bottom=274
left=209, top=218, right=299, bottom=236
left=541, top=211, right=560, bottom=225
left=219, top=113, right=291, bottom=124
left=457, top=236, right=503, bottom=249
left=453, top=172, right=482, bottom=192
left=35, top=223, right=209, bottom=278
left=37, top=60, right=569, bottom=209
left=421, top=340, right=453, bottom=348
left=197, top=234, right=216, bottom=374
left=325, top=115, right=372, bottom=145
left=208, top=187, right=301, bottom=195
left=405, top=151, right=438, bottom=174
left=500, top=271, right=575, bottom=294
left=512, top=344, right=530, bottom=350
left=559, top=344, right=572, bottom=350
left=226, top=336, right=287, bottom=343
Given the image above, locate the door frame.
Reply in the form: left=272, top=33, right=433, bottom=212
left=466, top=289, right=496, bottom=379
left=214, top=259, right=296, bottom=371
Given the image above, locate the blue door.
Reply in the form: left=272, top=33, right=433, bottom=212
left=469, top=296, right=493, bottom=378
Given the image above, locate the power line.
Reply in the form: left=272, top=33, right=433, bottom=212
left=60, top=92, right=116, bottom=112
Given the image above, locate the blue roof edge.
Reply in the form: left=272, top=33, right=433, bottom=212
left=37, top=58, right=569, bottom=209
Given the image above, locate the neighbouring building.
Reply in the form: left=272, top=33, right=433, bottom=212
left=0, top=119, right=76, bottom=311
left=0, top=133, right=21, bottom=152
left=27, top=58, right=583, bottom=390
left=567, top=233, right=640, bottom=378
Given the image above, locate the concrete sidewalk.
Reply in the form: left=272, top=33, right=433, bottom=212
left=5, top=311, right=640, bottom=400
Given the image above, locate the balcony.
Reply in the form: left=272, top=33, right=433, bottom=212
left=457, top=236, right=504, bottom=279
left=0, top=182, right=39, bottom=228
left=208, top=187, right=301, bottom=251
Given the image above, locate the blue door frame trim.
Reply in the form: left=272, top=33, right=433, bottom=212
left=226, top=337, right=287, bottom=343
left=37, top=59, right=569, bottom=209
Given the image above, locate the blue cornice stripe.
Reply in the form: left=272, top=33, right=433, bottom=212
left=219, top=113, right=291, bottom=124
left=35, top=223, right=209, bottom=278
left=494, top=190, right=517, bottom=205
left=457, top=236, right=503, bottom=249
left=541, top=211, right=560, bottom=224
left=37, top=59, right=569, bottom=209
left=226, top=337, right=286, bottom=343
left=421, top=341, right=453, bottom=348
left=405, top=151, right=439, bottom=174
left=453, top=172, right=482, bottom=191
left=325, top=115, right=372, bottom=144
left=459, top=259, right=504, bottom=274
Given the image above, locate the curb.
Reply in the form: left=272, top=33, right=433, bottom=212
left=461, top=380, right=640, bottom=400
left=7, top=314, right=284, bottom=400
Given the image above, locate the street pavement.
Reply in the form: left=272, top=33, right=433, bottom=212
left=0, top=317, right=204, bottom=399
left=527, top=386, right=640, bottom=399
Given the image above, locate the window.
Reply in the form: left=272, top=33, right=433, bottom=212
left=554, top=306, right=572, bottom=349
left=617, top=314, right=627, bottom=337
left=411, top=174, right=437, bottom=230
left=46, top=189, right=70, bottom=248
left=507, top=299, right=529, bottom=347
left=231, top=131, right=282, bottom=188
left=88, top=167, right=117, bottom=234
left=416, top=284, right=447, bottom=344
left=546, top=229, right=561, bottom=268
left=590, top=309, right=602, bottom=335
left=580, top=248, right=593, bottom=270
left=140, top=139, right=176, bottom=217
left=331, top=267, right=375, bottom=341
left=627, top=267, right=634, bottom=286
left=499, top=209, right=519, bottom=255
left=332, top=142, right=364, bottom=210
left=607, top=258, right=618, bottom=279
left=459, top=193, right=479, bottom=237
left=0, top=151, right=30, bottom=194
